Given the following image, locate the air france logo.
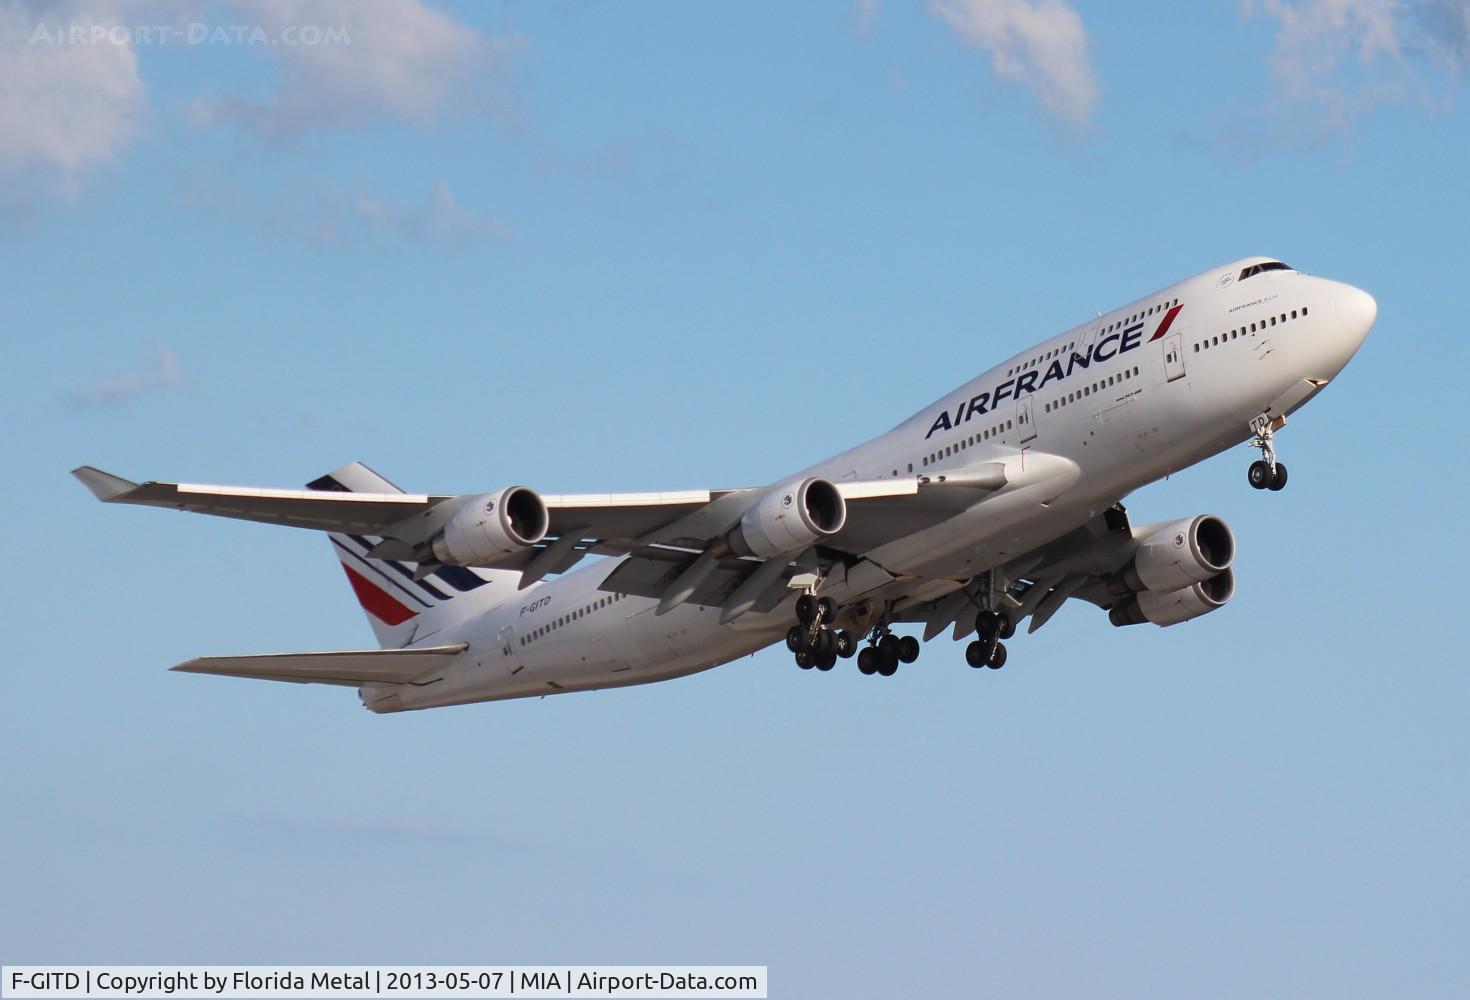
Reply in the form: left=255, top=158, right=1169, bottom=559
left=924, top=305, right=1182, bottom=440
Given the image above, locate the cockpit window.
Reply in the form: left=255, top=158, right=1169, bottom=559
left=1239, top=261, right=1293, bottom=281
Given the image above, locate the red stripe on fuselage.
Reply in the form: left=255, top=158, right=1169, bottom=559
left=1148, top=303, right=1183, bottom=342
left=341, top=564, right=418, bottom=625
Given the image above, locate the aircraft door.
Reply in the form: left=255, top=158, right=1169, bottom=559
left=1078, top=320, right=1099, bottom=358
left=1016, top=395, right=1037, bottom=443
left=1163, top=334, right=1186, bottom=382
left=496, top=625, right=525, bottom=676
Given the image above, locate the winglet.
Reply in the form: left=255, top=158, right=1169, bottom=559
left=71, top=466, right=140, bottom=502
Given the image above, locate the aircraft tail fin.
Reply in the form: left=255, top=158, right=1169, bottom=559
left=308, top=462, right=521, bottom=648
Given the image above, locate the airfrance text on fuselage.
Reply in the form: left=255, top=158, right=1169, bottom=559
left=924, top=321, right=1149, bottom=440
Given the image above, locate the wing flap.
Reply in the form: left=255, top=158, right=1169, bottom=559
left=829, top=465, right=1007, bottom=553
left=600, top=549, right=793, bottom=613
left=171, top=644, right=468, bottom=687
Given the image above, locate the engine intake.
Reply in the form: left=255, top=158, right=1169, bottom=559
left=1111, top=514, right=1235, bottom=595
left=729, top=477, right=847, bottom=558
left=431, top=486, right=549, bottom=566
left=1109, top=568, right=1235, bottom=627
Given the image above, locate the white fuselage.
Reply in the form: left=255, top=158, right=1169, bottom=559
left=367, top=259, right=1375, bottom=712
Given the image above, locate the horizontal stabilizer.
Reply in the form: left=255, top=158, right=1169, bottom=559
left=72, top=466, right=140, bottom=501
left=171, top=644, right=467, bottom=687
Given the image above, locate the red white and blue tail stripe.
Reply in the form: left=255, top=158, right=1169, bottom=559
left=308, top=463, right=518, bottom=648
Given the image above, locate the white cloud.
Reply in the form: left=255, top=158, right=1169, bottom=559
left=191, top=0, right=516, bottom=140
left=0, top=1, right=146, bottom=182
left=70, top=348, right=184, bottom=407
left=930, top=0, right=1098, bottom=124
left=1238, top=0, right=1470, bottom=141
left=1252, top=0, right=1405, bottom=98
left=1417, top=0, right=1470, bottom=72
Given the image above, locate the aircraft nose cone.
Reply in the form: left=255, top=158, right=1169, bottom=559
left=1335, top=284, right=1377, bottom=341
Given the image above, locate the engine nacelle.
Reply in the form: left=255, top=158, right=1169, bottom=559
left=431, top=486, right=549, bottom=566
left=1113, top=514, right=1235, bottom=595
left=1109, top=568, right=1235, bottom=627
left=729, top=477, right=847, bottom=558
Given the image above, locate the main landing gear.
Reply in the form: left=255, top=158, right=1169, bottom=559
left=785, top=586, right=1024, bottom=678
left=964, top=609, right=1012, bottom=670
left=855, top=628, right=919, bottom=678
left=1247, top=413, right=1288, bottom=491
left=786, top=595, right=855, bottom=672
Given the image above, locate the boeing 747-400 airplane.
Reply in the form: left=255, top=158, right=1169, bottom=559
left=75, top=257, right=1376, bottom=712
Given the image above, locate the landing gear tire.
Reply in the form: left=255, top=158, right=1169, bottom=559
left=812, top=629, right=835, bottom=658
left=898, top=635, right=920, bottom=664
left=1248, top=412, right=1287, bottom=493
left=987, top=642, right=1008, bottom=669
left=976, top=610, right=1010, bottom=641
left=816, top=651, right=837, bottom=671
left=795, top=594, right=817, bottom=624
left=877, top=650, right=899, bottom=677
left=786, top=625, right=805, bottom=653
left=795, top=649, right=814, bottom=669
left=834, top=630, right=857, bottom=658
left=878, top=634, right=900, bottom=658
left=965, top=640, right=991, bottom=668
left=976, top=610, right=997, bottom=639
left=857, top=647, right=879, bottom=675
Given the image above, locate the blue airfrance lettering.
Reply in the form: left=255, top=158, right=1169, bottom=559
left=924, top=326, right=1146, bottom=439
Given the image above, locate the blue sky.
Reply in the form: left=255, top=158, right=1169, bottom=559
left=4, top=1, right=1470, bottom=996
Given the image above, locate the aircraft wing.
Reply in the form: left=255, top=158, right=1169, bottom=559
left=71, top=465, right=744, bottom=548
left=73, top=466, right=441, bottom=533
left=73, top=465, right=1001, bottom=554
left=72, top=462, right=1011, bottom=605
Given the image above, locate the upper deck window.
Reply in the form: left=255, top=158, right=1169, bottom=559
left=1239, top=261, right=1293, bottom=281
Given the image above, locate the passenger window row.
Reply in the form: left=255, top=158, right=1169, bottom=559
left=1004, top=297, right=1180, bottom=378
left=923, top=421, right=1013, bottom=467
left=1194, top=306, right=1308, bottom=354
left=521, top=593, right=627, bottom=646
left=1099, top=298, right=1179, bottom=338
left=1043, top=366, right=1141, bottom=413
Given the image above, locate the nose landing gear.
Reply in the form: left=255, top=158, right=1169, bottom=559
left=1247, top=413, right=1289, bottom=491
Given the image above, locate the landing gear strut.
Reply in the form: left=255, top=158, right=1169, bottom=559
left=1247, top=413, right=1288, bottom=491
left=964, top=573, right=1014, bottom=669
left=965, top=619, right=1008, bottom=669
left=851, top=604, right=920, bottom=678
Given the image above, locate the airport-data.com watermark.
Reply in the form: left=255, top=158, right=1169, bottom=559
left=28, top=22, right=351, bottom=47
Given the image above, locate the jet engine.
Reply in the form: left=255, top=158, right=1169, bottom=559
left=1109, top=514, right=1235, bottom=595
left=1108, top=568, right=1235, bottom=627
left=728, top=477, right=847, bottom=558
left=430, top=486, right=549, bottom=565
